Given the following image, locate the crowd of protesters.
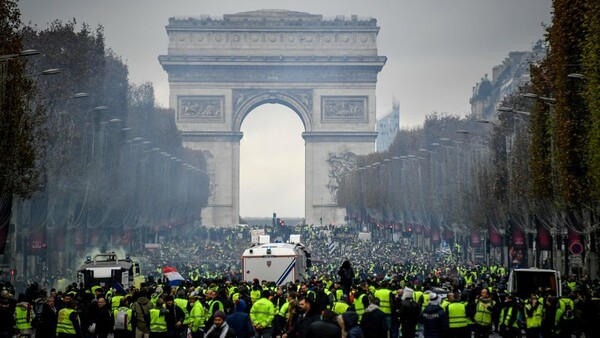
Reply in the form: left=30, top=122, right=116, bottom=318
left=1, top=224, right=600, bottom=338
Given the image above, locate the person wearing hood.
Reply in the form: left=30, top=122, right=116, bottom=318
left=132, top=289, right=155, bottom=338
left=225, top=300, right=254, bottom=338
left=249, top=290, right=275, bottom=337
left=306, top=310, right=341, bottom=338
left=419, top=293, right=448, bottom=338
left=187, top=294, right=206, bottom=338
left=205, top=311, right=236, bottom=338
left=15, top=294, right=35, bottom=337
left=360, top=298, right=388, bottom=338
left=338, top=311, right=363, bottom=338
left=399, top=287, right=420, bottom=338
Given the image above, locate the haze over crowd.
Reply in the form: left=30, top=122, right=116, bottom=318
left=18, top=0, right=553, bottom=218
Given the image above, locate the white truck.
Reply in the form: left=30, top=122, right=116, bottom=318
left=507, top=268, right=561, bottom=299
left=78, top=252, right=141, bottom=289
left=241, top=242, right=310, bottom=285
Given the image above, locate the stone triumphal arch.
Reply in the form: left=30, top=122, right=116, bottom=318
left=159, top=10, right=386, bottom=227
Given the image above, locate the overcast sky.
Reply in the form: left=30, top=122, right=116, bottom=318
left=19, top=0, right=552, bottom=219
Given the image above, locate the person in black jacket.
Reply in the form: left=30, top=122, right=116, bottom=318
left=282, top=297, right=319, bottom=338
left=225, top=300, right=254, bottom=338
left=36, top=297, right=58, bottom=338
left=163, top=295, right=185, bottom=338
left=91, top=297, right=114, bottom=338
left=0, top=298, right=16, bottom=338
left=419, top=293, right=448, bottom=338
left=361, top=298, right=389, bottom=338
left=337, top=261, right=355, bottom=297
left=399, top=288, right=421, bottom=338
left=205, top=311, right=236, bottom=338
left=306, top=310, right=341, bottom=338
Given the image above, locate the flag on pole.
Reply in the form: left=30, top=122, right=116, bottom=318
left=162, top=266, right=184, bottom=286
left=112, top=280, right=127, bottom=295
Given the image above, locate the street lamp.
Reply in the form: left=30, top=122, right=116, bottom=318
left=476, top=119, right=496, bottom=125
left=496, top=106, right=531, bottom=116
left=72, top=92, right=89, bottom=99
left=40, top=68, right=60, bottom=76
left=567, top=73, right=584, bottom=79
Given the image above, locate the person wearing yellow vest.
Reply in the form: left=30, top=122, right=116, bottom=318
left=173, top=292, right=189, bottom=338
left=351, top=284, right=370, bottom=323
left=204, top=290, right=224, bottom=328
left=250, top=285, right=262, bottom=305
left=111, top=293, right=124, bottom=313
left=331, top=294, right=350, bottom=315
left=498, top=293, right=523, bottom=338
left=445, top=292, right=469, bottom=338
left=149, top=299, right=167, bottom=338
left=56, top=300, right=82, bottom=338
left=113, top=297, right=133, bottom=338
left=558, top=294, right=575, bottom=337
left=15, top=299, right=35, bottom=337
left=524, top=293, right=543, bottom=338
left=471, top=288, right=496, bottom=338
left=275, top=293, right=296, bottom=337
left=187, top=295, right=206, bottom=338
left=249, top=290, right=276, bottom=338
left=541, top=296, right=564, bottom=338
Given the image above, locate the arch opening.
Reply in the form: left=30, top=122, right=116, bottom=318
left=239, top=103, right=305, bottom=220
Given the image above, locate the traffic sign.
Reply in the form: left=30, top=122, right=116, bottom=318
left=569, top=241, right=584, bottom=256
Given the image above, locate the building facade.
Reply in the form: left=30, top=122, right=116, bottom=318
left=470, top=40, right=547, bottom=120
left=376, top=97, right=400, bottom=152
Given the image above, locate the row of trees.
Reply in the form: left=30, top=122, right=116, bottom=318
left=337, top=0, right=600, bottom=275
left=1, top=1, right=209, bottom=277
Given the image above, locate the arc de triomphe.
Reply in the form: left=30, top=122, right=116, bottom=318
left=159, top=10, right=386, bottom=227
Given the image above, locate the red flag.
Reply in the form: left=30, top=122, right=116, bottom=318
left=536, top=224, right=552, bottom=250
left=511, top=225, right=526, bottom=249
left=488, top=224, right=503, bottom=247
left=471, top=231, right=481, bottom=247
left=431, top=226, right=441, bottom=245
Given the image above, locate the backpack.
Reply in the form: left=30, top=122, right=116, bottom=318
left=114, top=308, right=129, bottom=330
left=561, top=299, right=574, bottom=320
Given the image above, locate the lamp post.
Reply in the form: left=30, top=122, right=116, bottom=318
left=1, top=49, right=62, bottom=282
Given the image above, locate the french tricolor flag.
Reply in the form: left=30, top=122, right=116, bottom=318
left=162, top=266, right=185, bottom=286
